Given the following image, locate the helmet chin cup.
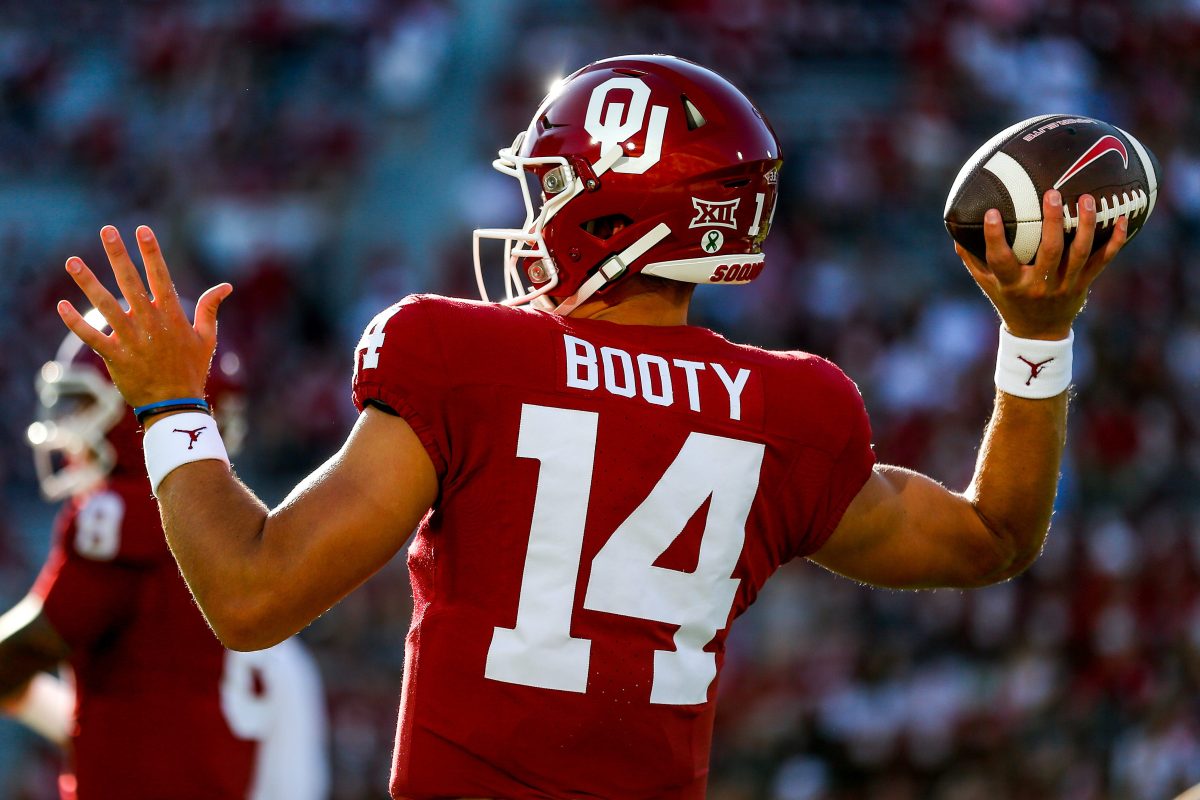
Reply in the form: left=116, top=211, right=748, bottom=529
left=32, top=446, right=110, bottom=502
left=472, top=226, right=560, bottom=306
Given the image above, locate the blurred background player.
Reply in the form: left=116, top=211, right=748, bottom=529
left=0, top=313, right=329, bottom=800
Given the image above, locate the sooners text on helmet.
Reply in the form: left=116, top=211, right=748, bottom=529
left=710, top=262, right=764, bottom=282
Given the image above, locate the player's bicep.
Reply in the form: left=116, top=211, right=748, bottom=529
left=253, top=406, right=437, bottom=638
left=272, top=404, right=438, bottom=541
left=808, top=464, right=1017, bottom=589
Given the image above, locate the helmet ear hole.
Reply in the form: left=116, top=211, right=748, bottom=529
left=581, top=214, right=634, bottom=241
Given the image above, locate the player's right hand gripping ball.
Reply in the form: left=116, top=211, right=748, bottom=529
left=944, top=114, right=1160, bottom=264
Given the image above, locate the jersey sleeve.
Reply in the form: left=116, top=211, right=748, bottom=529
left=351, top=295, right=450, bottom=479
left=31, top=485, right=165, bottom=650
left=782, top=360, right=876, bottom=558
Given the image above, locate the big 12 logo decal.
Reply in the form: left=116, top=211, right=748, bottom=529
left=584, top=77, right=668, bottom=174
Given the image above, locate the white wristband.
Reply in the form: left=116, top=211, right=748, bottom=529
left=143, top=411, right=230, bottom=496
left=995, top=327, right=1074, bottom=399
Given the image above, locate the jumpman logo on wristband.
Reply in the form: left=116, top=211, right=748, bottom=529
left=1016, top=356, right=1055, bottom=386
left=173, top=426, right=208, bottom=450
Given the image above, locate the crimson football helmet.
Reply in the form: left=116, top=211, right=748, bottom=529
left=474, top=54, right=783, bottom=315
left=28, top=308, right=247, bottom=501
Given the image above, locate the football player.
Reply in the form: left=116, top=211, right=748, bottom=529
left=0, top=325, right=329, bottom=800
left=56, top=55, right=1128, bottom=799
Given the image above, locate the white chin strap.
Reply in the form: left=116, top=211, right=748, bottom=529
left=548, top=222, right=673, bottom=316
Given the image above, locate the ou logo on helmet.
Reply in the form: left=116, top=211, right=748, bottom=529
left=584, top=77, right=668, bottom=174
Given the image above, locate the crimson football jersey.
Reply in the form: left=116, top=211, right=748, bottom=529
left=352, top=295, right=874, bottom=800
left=32, top=474, right=257, bottom=800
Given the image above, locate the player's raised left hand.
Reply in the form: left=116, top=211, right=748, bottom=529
left=956, top=190, right=1127, bottom=341
left=57, top=225, right=232, bottom=407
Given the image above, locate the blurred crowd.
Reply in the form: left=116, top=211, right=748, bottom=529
left=1, top=0, right=1199, bottom=798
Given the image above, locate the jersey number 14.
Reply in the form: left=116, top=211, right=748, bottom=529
left=485, top=403, right=765, bottom=705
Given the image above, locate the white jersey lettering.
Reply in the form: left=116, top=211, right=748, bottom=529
left=601, top=347, right=637, bottom=398
left=711, top=363, right=751, bottom=422
left=564, top=335, right=599, bottom=390
left=562, top=335, right=752, bottom=421
left=636, top=354, right=673, bottom=407
left=672, top=359, right=706, bottom=412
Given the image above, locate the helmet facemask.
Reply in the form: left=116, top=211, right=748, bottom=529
left=473, top=131, right=625, bottom=310
left=28, top=362, right=126, bottom=501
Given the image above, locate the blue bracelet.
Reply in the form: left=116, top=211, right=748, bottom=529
left=133, top=397, right=210, bottom=424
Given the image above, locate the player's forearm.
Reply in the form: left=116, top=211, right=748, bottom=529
left=154, top=411, right=428, bottom=651
left=964, top=389, right=1068, bottom=579
left=156, top=461, right=296, bottom=650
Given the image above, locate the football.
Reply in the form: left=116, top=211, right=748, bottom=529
left=944, top=114, right=1160, bottom=265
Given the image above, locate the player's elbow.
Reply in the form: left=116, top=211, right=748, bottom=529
left=996, top=546, right=1041, bottom=583
left=959, top=515, right=1046, bottom=587
left=959, top=545, right=1038, bottom=588
left=212, top=626, right=278, bottom=653
left=203, top=596, right=291, bottom=652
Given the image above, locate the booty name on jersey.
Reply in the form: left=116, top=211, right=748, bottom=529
left=563, top=334, right=753, bottom=421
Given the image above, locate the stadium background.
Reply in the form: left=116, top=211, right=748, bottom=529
left=1, top=0, right=1199, bottom=797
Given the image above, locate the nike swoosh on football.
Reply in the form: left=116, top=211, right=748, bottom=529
left=1052, top=134, right=1129, bottom=190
